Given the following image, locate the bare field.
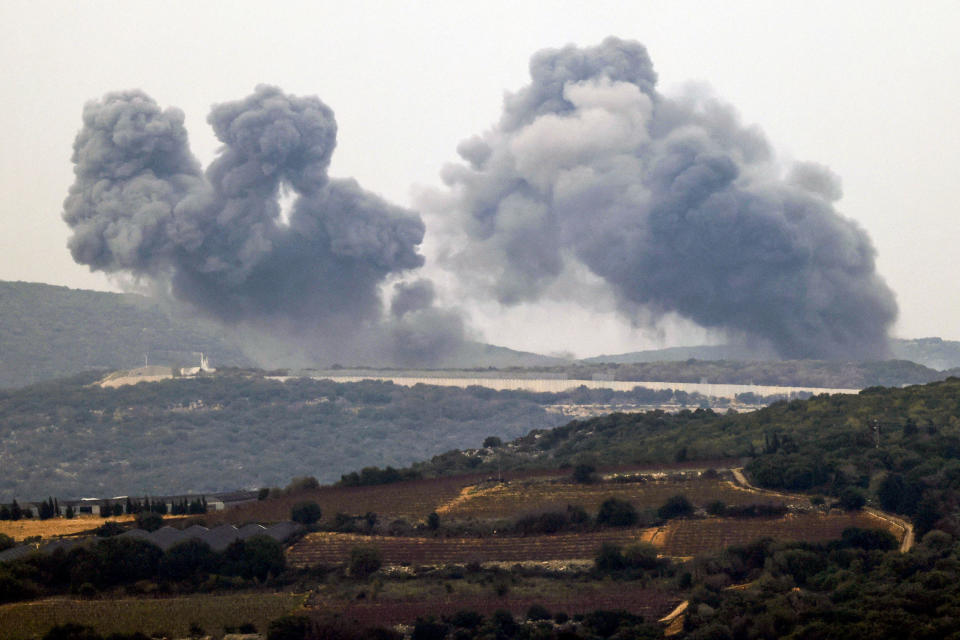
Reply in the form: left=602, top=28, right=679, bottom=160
left=0, top=593, right=304, bottom=640
left=287, top=528, right=658, bottom=567
left=657, top=512, right=904, bottom=556
left=437, top=478, right=792, bottom=520
left=0, top=515, right=136, bottom=541
left=313, top=585, right=680, bottom=625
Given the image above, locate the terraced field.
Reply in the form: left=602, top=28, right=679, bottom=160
left=318, top=587, right=680, bottom=625
left=657, top=511, right=905, bottom=556
left=287, top=528, right=658, bottom=567
left=437, top=477, right=792, bottom=520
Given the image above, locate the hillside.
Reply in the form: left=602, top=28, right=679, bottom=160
left=0, top=281, right=567, bottom=389
left=518, top=358, right=960, bottom=389
left=0, top=371, right=729, bottom=499
left=412, top=376, right=960, bottom=537
left=0, top=281, right=253, bottom=389
left=583, top=337, right=960, bottom=370
left=3, top=380, right=960, bottom=639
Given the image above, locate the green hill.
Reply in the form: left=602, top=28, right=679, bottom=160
left=0, top=281, right=252, bottom=389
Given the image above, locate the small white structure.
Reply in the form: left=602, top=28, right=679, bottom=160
left=180, top=353, right=216, bottom=376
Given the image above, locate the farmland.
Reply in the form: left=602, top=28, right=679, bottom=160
left=288, top=528, right=658, bottom=567
left=0, top=593, right=304, bottom=640
left=312, top=581, right=681, bottom=625
left=436, top=476, right=792, bottom=521
left=657, top=511, right=905, bottom=556
left=0, top=514, right=135, bottom=541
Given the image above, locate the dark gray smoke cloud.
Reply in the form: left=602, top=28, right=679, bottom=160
left=63, top=86, right=462, bottom=365
left=436, top=37, right=897, bottom=360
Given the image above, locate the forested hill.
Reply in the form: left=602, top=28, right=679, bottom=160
left=0, top=281, right=252, bottom=388
left=0, top=371, right=712, bottom=499
left=509, top=358, right=960, bottom=390
left=414, top=377, right=960, bottom=537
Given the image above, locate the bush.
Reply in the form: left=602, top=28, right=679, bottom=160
left=838, top=488, right=866, bottom=511
left=483, top=436, right=503, bottom=448
left=134, top=512, right=163, bottom=532
left=0, top=533, right=13, bottom=552
left=285, top=476, right=320, bottom=493
left=291, top=501, right=322, bottom=525
left=349, top=545, right=383, bottom=578
left=595, top=543, right=627, bottom=573
left=412, top=618, right=448, bottom=640
left=596, top=498, right=638, bottom=527
left=573, top=464, right=596, bottom=484
left=222, top=535, right=286, bottom=581
left=657, top=494, right=694, bottom=520
left=450, top=610, right=484, bottom=629
left=94, top=521, right=124, bottom=537
left=267, top=614, right=313, bottom=640
left=527, top=604, right=552, bottom=621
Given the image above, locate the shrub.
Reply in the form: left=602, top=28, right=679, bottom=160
left=267, top=614, right=313, bottom=640
left=596, top=498, right=638, bottom=527
left=349, top=545, right=383, bottom=578
left=0, top=533, right=13, bottom=552
left=285, top=476, right=320, bottom=493
left=94, top=521, right=124, bottom=537
left=595, top=542, right=627, bottom=573
left=838, top=488, right=866, bottom=511
left=291, top=501, right=322, bottom=525
left=527, top=604, right=551, bottom=621
left=657, top=494, right=694, bottom=520
left=134, top=511, right=163, bottom=532
left=622, top=542, right=661, bottom=570
left=573, top=464, right=596, bottom=484
left=412, top=618, right=448, bottom=640
left=450, top=610, right=484, bottom=629
left=483, top=436, right=503, bottom=448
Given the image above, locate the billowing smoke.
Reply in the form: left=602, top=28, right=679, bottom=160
left=63, top=85, right=463, bottom=365
left=433, top=37, right=897, bottom=359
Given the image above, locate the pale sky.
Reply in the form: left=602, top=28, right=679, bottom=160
left=1, top=1, right=958, bottom=357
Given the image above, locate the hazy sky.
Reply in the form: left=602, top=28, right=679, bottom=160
left=2, top=1, right=958, bottom=357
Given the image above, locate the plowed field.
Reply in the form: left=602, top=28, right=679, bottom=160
left=658, top=511, right=904, bottom=556
left=438, top=478, right=791, bottom=520
left=287, top=528, right=657, bottom=567
left=313, top=588, right=680, bottom=625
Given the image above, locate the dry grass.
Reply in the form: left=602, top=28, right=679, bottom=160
left=0, top=593, right=304, bottom=640
left=0, top=515, right=136, bottom=541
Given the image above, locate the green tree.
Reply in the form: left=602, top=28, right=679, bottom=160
left=596, top=498, right=638, bottom=527
left=349, top=544, right=382, bottom=578
left=658, top=494, right=694, bottom=520
left=291, top=501, right=322, bottom=525
left=135, top=511, right=163, bottom=532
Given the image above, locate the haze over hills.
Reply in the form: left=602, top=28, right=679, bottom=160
left=584, top=339, right=960, bottom=371
left=5, top=280, right=960, bottom=391
left=0, top=281, right=563, bottom=390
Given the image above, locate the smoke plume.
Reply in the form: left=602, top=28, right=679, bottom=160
left=63, top=86, right=462, bottom=365
left=433, top=37, right=897, bottom=359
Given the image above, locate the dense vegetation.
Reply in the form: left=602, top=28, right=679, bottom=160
left=412, top=378, right=960, bottom=536
left=0, top=533, right=286, bottom=604
left=0, top=372, right=729, bottom=499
